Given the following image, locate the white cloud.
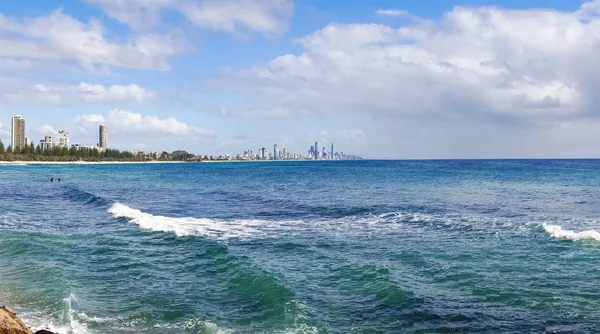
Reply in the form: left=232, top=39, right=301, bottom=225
left=33, top=82, right=154, bottom=103
left=181, top=0, right=293, bottom=36
left=76, top=109, right=214, bottom=137
left=86, top=0, right=294, bottom=36
left=0, top=10, right=192, bottom=71
left=0, top=80, right=154, bottom=106
left=0, top=58, right=34, bottom=71
left=84, top=0, right=175, bottom=30
left=340, top=129, right=365, bottom=140
left=201, top=0, right=600, bottom=157
left=212, top=1, right=600, bottom=123
left=375, top=9, right=410, bottom=17
left=308, top=130, right=329, bottom=146
left=75, top=114, right=105, bottom=124
left=39, top=125, right=58, bottom=135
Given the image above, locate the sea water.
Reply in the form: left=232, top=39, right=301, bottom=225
left=1, top=160, right=600, bottom=333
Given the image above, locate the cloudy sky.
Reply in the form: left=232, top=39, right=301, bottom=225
left=1, top=0, right=600, bottom=158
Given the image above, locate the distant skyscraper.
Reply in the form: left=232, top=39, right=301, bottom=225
left=11, top=115, right=25, bottom=152
left=331, top=143, right=334, bottom=160
left=57, top=129, right=70, bottom=147
left=99, top=124, right=108, bottom=149
left=314, top=142, right=318, bottom=160
left=273, top=144, right=278, bottom=160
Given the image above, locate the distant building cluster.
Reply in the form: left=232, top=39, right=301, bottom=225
left=4, top=115, right=362, bottom=161
left=7, top=115, right=108, bottom=153
left=232, top=142, right=362, bottom=161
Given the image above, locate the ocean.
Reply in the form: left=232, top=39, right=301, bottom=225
left=1, top=160, right=600, bottom=333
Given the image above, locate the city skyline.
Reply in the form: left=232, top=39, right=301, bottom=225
left=1, top=114, right=361, bottom=160
left=0, top=112, right=363, bottom=158
left=5, top=114, right=109, bottom=153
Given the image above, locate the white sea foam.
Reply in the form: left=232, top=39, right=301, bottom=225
left=20, top=293, right=91, bottom=334
left=108, top=202, right=271, bottom=239
left=0, top=162, right=27, bottom=166
left=108, top=202, right=418, bottom=240
left=542, top=223, right=600, bottom=242
left=108, top=202, right=497, bottom=240
left=179, top=318, right=232, bottom=334
left=0, top=213, right=18, bottom=227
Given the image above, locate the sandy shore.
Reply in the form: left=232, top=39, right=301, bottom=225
left=0, top=160, right=188, bottom=165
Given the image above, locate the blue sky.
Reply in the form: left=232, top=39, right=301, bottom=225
left=1, top=0, right=599, bottom=158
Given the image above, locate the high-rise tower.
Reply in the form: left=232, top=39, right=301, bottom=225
left=99, top=124, right=108, bottom=149
left=11, top=115, right=25, bottom=152
left=314, top=141, right=318, bottom=160
left=331, top=143, right=334, bottom=160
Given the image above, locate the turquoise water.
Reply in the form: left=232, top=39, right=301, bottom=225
left=2, top=160, right=600, bottom=333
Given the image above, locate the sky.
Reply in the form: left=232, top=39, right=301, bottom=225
left=1, top=0, right=599, bottom=159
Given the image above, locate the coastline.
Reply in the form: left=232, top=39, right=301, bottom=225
left=0, top=160, right=188, bottom=165
left=0, top=159, right=359, bottom=165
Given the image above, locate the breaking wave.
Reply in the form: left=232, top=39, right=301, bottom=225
left=108, top=202, right=273, bottom=239
left=107, top=202, right=502, bottom=240
left=542, top=223, right=600, bottom=242
left=19, top=293, right=91, bottom=334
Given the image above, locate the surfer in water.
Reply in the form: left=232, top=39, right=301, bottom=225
left=50, top=178, right=54, bottom=182
left=58, top=178, right=61, bottom=182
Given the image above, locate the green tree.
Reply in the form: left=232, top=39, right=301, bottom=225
left=35, top=144, right=42, bottom=155
left=28, top=143, right=35, bottom=154
left=6, top=145, right=12, bottom=154
left=0, top=140, right=4, bottom=154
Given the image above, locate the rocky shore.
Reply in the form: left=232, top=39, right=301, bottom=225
left=0, top=306, right=55, bottom=334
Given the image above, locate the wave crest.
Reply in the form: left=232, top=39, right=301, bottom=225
left=108, top=202, right=268, bottom=239
left=542, top=223, right=600, bottom=242
left=107, top=203, right=494, bottom=240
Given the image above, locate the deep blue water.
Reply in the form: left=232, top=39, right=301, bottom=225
left=2, top=160, right=600, bottom=333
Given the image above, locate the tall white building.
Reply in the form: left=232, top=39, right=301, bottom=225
left=57, top=130, right=70, bottom=147
left=40, top=135, right=54, bottom=151
left=11, top=115, right=25, bottom=153
left=99, top=124, right=108, bottom=149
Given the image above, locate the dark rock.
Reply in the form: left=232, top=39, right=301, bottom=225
left=34, top=330, right=56, bottom=334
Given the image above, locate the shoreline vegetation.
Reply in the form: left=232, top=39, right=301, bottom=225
left=0, top=139, right=203, bottom=163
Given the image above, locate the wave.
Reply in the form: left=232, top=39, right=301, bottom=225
left=108, top=202, right=271, bottom=239
left=107, top=202, right=489, bottom=241
left=0, top=162, right=27, bottom=166
left=108, top=202, right=435, bottom=239
left=542, top=223, right=600, bottom=242
left=19, top=293, right=91, bottom=334
left=62, top=186, right=111, bottom=208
